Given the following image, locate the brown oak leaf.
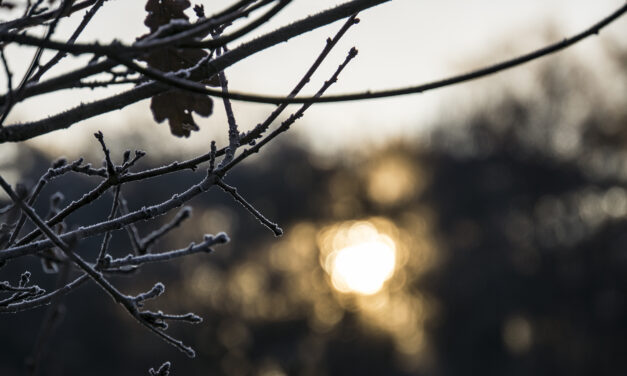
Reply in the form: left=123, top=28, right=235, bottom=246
left=144, top=0, right=190, bottom=32
left=140, top=0, right=219, bottom=137
left=151, top=90, right=212, bottom=137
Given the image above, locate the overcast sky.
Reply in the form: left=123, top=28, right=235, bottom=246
left=2, top=0, right=626, bottom=159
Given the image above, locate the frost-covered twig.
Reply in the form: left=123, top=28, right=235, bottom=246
left=14, top=138, right=139, bottom=247
left=26, top=262, right=70, bottom=376
left=15, top=173, right=112, bottom=247
left=94, top=131, right=116, bottom=177
left=217, top=46, right=240, bottom=168
left=132, top=282, right=165, bottom=307
left=0, top=0, right=389, bottom=142
left=0, top=273, right=89, bottom=313
left=217, top=180, right=282, bottom=236
left=149, top=361, right=171, bottom=376
left=139, top=206, right=192, bottom=253
left=241, top=13, right=360, bottom=144
left=0, top=271, right=45, bottom=307
left=117, top=195, right=143, bottom=256
left=2, top=45, right=357, bottom=260
left=141, top=310, right=202, bottom=329
left=103, top=233, right=229, bottom=269
left=0, top=174, right=204, bottom=356
left=96, top=185, right=121, bottom=264
left=220, top=47, right=359, bottom=173
left=2, top=172, right=220, bottom=261
left=7, top=158, right=104, bottom=247
left=29, top=0, right=108, bottom=82
left=119, top=150, right=146, bottom=173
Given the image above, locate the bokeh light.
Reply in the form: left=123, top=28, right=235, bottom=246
left=365, top=154, right=423, bottom=206
left=319, top=220, right=397, bottom=295
left=502, top=316, right=533, bottom=354
left=329, top=239, right=396, bottom=295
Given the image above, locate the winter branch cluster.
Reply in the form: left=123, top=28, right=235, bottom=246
left=0, top=0, right=625, bottom=373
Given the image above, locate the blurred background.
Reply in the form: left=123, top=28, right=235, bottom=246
left=1, top=1, right=627, bottom=375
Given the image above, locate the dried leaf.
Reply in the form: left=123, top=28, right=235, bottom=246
left=151, top=90, right=212, bottom=137
left=140, top=0, right=219, bottom=137
left=144, top=0, right=190, bottom=31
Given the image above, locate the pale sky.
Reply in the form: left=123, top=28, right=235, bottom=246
left=1, top=0, right=626, bottom=160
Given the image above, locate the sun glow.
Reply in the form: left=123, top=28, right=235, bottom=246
left=330, top=241, right=396, bottom=295
left=320, top=221, right=397, bottom=295
left=316, top=217, right=435, bottom=367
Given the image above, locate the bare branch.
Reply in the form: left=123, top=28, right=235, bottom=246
left=96, top=185, right=120, bottom=264
left=217, top=180, right=282, bottom=236
left=149, top=361, right=171, bottom=376
left=216, top=47, right=240, bottom=168
left=29, top=0, right=108, bottom=82
left=0, top=49, right=13, bottom=125
left=3, top=171, right=219, bottom=260
left=102, top=232, right=229, bottom=269
left=139, top=206, right=192, bottom=252
left=0, top=273, right=89, bottom=313
left=0, top=174, right=211, bottom=357
left=0, top=0, right=390, bottom=142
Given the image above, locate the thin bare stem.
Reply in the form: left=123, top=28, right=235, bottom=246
left=104, top=233, right=229, bottom=269
left=26, top=262, right=70, bottom=376
left=0, top=49, right=13, bottom=126
left=0, top=0, right=389, bottom=143
left=4, top=47, right=356, bottom=259
left=0, top=174, right=205, bottom=357
left=0, top=273, right=89, bottom=313
left=96, top=185, right=120, bottom=264
left=217, top=180, right=282, bottom=236
left=217, top=47, right=239, bottom=168
left=221, top=47, right=359, bottom=173
left=140, top=206, right=192, bottom=252
left=0, top=0, right=75, bottom=125
left=29, top=0, right=108, bottom=82
left=8, top=158, right=104, bottom=247
left=149, top=361, right=171, bottom=376
left=3, top=171, right=219, bottom=260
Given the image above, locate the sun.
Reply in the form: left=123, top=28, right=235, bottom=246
left=321, top=221, right=397, bottom=295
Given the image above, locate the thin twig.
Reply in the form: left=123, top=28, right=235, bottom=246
left=29, top=0, right=108, bottom=82
left=217, top=180, right=282, bottom=236
left=3, top=170, right=219, bottom=260
left=0, top=49, right=13, bottom=126
left=94, top=131, right=116, bottom=177
left=26, top=262, right=70, bottom=376
left=117, top=195, right=143, bottom=255
left=0, top=273, right=88, bottom=313
left=1, top=0, right=98, bottom=31
left=4, top=0, right=622, bottom=112
left=1, top=0, right=287, bottom=56
left=0, top=0, right=75, bottom=125
left=4, top=47, right=357, bottom=257
left=96, top=185, right=120, bottom=264
left=4, top=13, right=360, bottom=210
left=140, top=206, right=192, bottom=253
left=7, top=158, right=103, bottom=247
left=216, top=47, right=239, bottom=168
left=149, top=361, right=171, bottom=376
left=241, top=13, right=360, bottom=144
left=221, top=47, right=359, bottom=173
left=103, top=233, right=229, bottom=269
left=0, top=0, right=390, bottom=142
left=0, top=174, right=203, bottom=357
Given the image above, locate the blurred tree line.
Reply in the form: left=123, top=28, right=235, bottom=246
left=1, top=45, right=625, bottom=376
